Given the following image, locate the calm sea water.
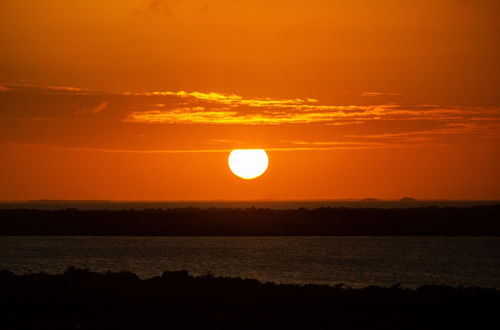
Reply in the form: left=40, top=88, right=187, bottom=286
left=1, top=236, right=499, bottom=288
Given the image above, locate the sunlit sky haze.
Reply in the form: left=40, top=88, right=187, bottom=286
left=1, top=0, right=499, bottom=200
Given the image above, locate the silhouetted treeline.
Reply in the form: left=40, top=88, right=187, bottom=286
left=1, top=267, right=498, bottom=329
left=1, top=205, right=500, bottom=236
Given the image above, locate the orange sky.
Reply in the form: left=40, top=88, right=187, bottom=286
left=1, top=0, right=499, bottom=200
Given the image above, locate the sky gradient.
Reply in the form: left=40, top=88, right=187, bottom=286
left=1, top=0, right=499, bottom=200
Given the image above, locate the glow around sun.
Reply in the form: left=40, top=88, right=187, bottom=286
left=228, top=149, right=269, bottom=180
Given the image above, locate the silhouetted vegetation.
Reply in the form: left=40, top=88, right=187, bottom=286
left=0, top=267, right=498, bottom=329
left=1, top=205, right=500, bottom=236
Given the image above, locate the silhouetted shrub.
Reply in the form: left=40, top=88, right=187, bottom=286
left=0, top=267, right=498, bottom=329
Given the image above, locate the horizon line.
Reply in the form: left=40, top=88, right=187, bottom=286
left=2, top=199, right=500, bottom=203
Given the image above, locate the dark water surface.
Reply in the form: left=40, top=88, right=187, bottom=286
left=1, top=236, right=499, bottom=288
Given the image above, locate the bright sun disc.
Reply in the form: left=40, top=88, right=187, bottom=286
left=228, top=149, right=269, bottom=180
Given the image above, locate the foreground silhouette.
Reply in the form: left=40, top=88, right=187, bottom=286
left=1, top=205, right=500, bottom=235
left=0, top=267, right=498, bottom=329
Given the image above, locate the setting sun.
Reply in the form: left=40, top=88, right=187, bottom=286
left=228, top=149, right=269, bottom=180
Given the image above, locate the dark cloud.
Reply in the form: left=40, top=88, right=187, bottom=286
left=136, top=0, right=179, bottom=18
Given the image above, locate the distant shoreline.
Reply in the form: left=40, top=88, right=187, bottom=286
left=1, top=205, right=500, bottom=236
left=1, top=199, right=499, bottom=211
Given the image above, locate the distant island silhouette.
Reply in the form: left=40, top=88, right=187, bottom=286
left=1, top=205, right=500, bottom=236
left=0, top=267, right=498, bottom=329
left=362, top=198, right=379, bottom=202
left=2, top=200, right=498, bottom=210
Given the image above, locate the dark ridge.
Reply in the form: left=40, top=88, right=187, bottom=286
left=1, top=205, right=500, bottom=236
left=1, top=267, right=498, bottom=329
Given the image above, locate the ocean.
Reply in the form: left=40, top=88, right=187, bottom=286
left=1, top=236, right=499, bottom=288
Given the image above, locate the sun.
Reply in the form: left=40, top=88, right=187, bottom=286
left=228, top=149, right=269, bottom=180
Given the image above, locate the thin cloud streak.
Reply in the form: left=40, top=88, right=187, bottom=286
left=0, top=143, right=231, bottom=154
left=139, top=90, right=320, bottom=107
left=124, top=89, right=500, bottom=125
left=2, top=84, right=500, bottom=126
left=361, top=91, right=401, bottom=97
left=1, top=141, right=434, bottom=154
left=126, top=104, right=500, bottom=125
left=0, top=83, right=88, bottom=94
left=2, top=84, right=499, bottom=147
